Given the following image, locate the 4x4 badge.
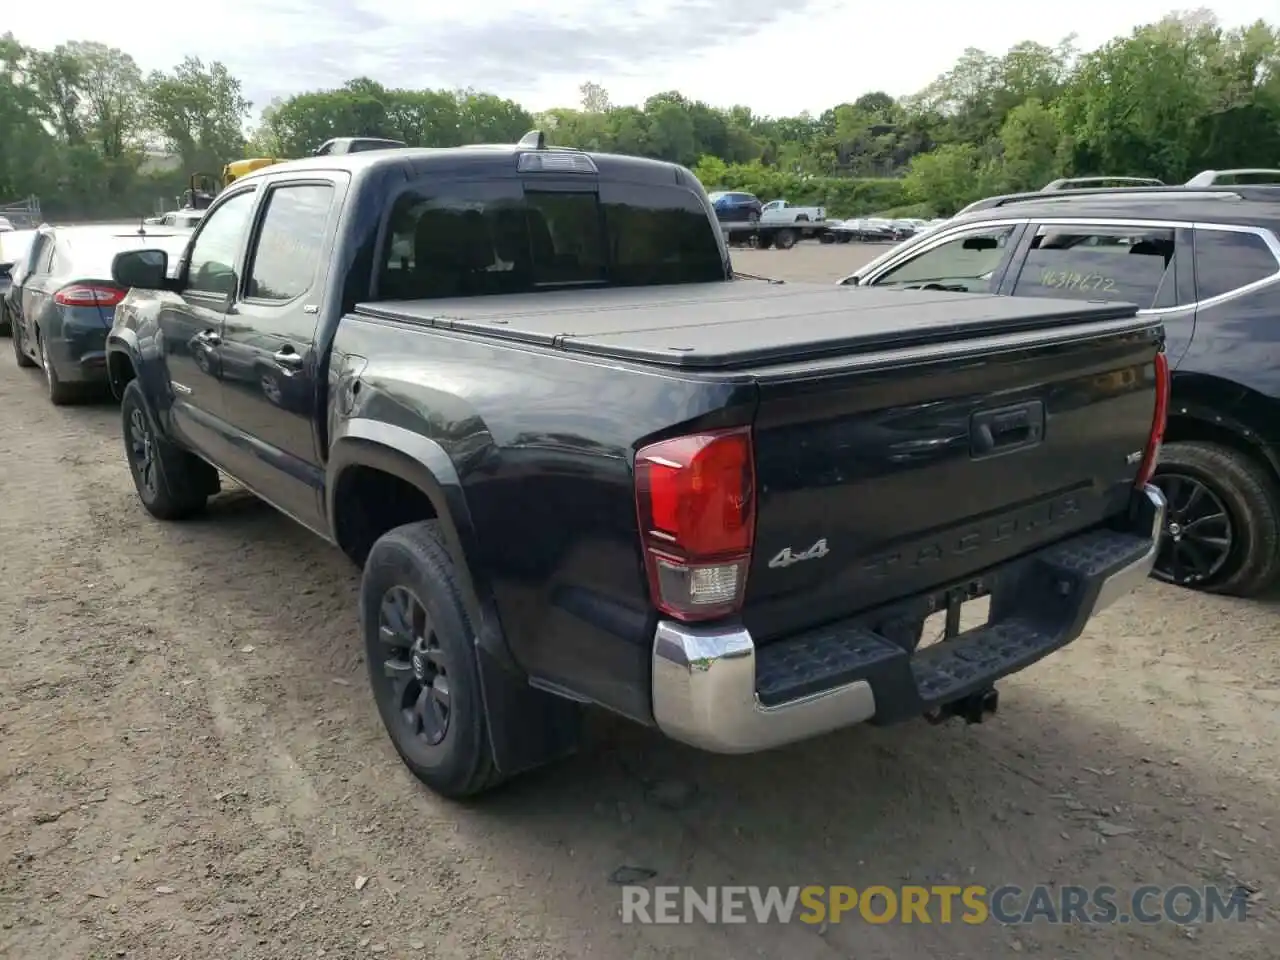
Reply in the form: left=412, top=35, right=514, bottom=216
left=768, top=538, right=830, bottom=569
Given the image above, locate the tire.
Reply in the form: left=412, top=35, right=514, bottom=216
left=38, top=333, right=77, bottom=405
left=120, top=379, right=217, bottom=520
left=774, top=229, right=797, bottom=250
left=1151, top=440, right=1280, bottom=597
left=360, top=520, right=507, bottom=800
left=11, top=319, right=36, bottom=367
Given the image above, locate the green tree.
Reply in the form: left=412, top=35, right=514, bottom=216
left=147, top=57, right=251, bottom=173
left=903, top=143, right=990, bottom=214
left=997, top=98, right=1063, bottom=192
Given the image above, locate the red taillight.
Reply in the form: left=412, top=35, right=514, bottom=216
left=54, top=284, right=125, bottom=308
left=1135, top=350, right=1170, bottom=487
left=634, top=427, right=756, bottom=622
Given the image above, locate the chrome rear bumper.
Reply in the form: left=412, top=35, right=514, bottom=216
left=651, top=484, right=1166, bottom=754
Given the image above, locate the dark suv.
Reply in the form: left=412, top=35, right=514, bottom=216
left=839, top=184, right=1280, bottom=598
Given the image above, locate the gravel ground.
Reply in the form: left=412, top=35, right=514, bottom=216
left=1, top=242, right=1276, bottom=960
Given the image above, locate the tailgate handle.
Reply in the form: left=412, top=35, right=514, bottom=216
left=970, top=401, right=1045, bottom=457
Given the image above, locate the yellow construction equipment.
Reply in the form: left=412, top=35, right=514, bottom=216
left=223, top=157, right=289, bottom=185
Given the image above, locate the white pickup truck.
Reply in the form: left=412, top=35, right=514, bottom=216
left=760, top=199, right=826, bottom=224
left=722, top=199, right=831, bottom=249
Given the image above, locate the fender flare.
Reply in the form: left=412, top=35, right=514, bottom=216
left=326, top=419, right=511, bottom=667
left=1167, top=398, right=1280, bottom=481
left=327, top=420, right=583, bottom=774
left=105, top=330, right=144, bottom=400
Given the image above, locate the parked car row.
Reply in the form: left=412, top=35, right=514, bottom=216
left=839, top=181, right=1280, bottom=598
left=5, top=137, right=1167, bottom=803
left=4, top=223, right=193, bottom=403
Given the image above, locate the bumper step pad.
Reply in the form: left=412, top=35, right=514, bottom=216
left=753, top=527, right=1153, bottom=723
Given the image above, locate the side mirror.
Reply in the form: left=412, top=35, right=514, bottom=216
left=962, top=236, right=998, bottom=251
left=840, top=274, right=861, bottom=286
left=112, top=249, right=173, bottom=291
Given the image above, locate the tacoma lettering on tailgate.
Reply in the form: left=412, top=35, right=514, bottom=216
left=859, top=492, right=1084, bottom=580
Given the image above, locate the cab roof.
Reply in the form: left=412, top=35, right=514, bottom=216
left=231, top=143, right=689, bottom=188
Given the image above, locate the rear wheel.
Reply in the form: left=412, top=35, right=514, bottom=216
left=1151, top=440, right=1280, bottom=597
left=361, top=520, right=507, bottom=799
left=38, top=333, right=77, bottom=405
left=121, top=379, right=217, bottom=520
left=774, top=229, right=797, bottom=250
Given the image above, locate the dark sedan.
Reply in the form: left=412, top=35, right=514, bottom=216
left=0, top=229, right=37, bottom=336
left=11, top=226, right=191, bottom=404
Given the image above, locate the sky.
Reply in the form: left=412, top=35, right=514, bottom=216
left=6, top=0, right=1277, bottom=120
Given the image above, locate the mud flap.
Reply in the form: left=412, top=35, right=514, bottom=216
left=476, top=645, right=583, bottom=777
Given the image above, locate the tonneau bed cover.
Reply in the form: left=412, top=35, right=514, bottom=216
left=354, top=282, right=1145, bottom=369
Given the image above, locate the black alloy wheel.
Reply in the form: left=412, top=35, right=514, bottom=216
left=128, top=405, right=160, bottom=503
left=1152, top=472, right=1233, bottom=585
left=375, top=585, right=452, bottom=748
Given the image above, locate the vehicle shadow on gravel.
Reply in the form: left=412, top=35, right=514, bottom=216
left=471, top=697, right=1274, bottom=956
left=164, top=493, right=1274, bottom=959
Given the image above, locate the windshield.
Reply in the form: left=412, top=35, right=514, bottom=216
left=375, top=180, right=727, bottom=301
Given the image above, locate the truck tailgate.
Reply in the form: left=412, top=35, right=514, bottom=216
left=742, top=315, right=1162, bottom=643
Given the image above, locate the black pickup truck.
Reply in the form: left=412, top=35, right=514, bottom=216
left=105, top=136, right=1169, bottom=798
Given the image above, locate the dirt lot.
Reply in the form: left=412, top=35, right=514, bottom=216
left=2, top=242, right=1276, bottom=959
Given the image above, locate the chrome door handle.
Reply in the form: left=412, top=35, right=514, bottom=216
left=273, top=349, right=304, bottom=371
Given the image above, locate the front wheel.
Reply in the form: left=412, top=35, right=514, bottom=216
left=120, top=379, right=217, bottom=520
left=361, top=520, right=507, bottom=799
left=1151, top=440, right=1280, bottom=597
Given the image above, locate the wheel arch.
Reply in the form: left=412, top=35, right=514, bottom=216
left=327, top=422, right=495, bottom=652
left=329, top=423, right=583, bottom=775
left=1164, top=391, right=1280, bottom=488
left=106, top=334, right=140, bottom=400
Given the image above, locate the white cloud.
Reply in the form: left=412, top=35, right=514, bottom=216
left=6, top=0, right=1277, bottom=118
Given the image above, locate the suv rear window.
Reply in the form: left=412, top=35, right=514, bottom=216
left=1011, top=226, right=1176, bottom=308
left=376, top=181, right=725, bottom=300
left=1192, top=229, right=1278, bottom=301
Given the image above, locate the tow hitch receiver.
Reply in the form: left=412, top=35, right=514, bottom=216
left=925, top=687, right=999, bottom=725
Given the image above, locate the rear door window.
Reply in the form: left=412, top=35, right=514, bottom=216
left=1011, top=224, right=1176, bottom=308
left=1191, top=228, right=1279, bottom=301
left=376, top=179, right=725, bottom=300
left=244, top=182, right=335, bottom=301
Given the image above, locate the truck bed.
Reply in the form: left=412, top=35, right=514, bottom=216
left=354, top=283, right=1144, bottom=370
